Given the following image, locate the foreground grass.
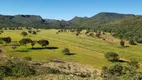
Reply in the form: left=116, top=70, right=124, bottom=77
left=1, top=29, right=142, bottom=70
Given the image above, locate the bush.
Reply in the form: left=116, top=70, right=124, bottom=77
left=107, top=64, right=123, bottom=76
left=47, top=67, right=61, bottom=74
left=105, top=52, right=119, bottom=61
left=23, top=57, right=32, bottom=61
left=12, top=62, right=35, bottom=77
left=62, top=48, right=73, bottom=55
left=0, top=66, right=11, bottom=79
left=120, top=40, right=125, bottom=47
left=129, top=39, right=136, bottom=45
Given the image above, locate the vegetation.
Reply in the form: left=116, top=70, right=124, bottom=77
left=0, top=37, right=11, bottom=45
left=20, top=31, right=28, bottom=37
left=62, top=48, right=74, bottom=55
left=37, top=39, right=49, bottom=48
left=105, top=52, right=119, bottom=61
left=1, top=12, right=142, bottom=79
left=19, top=38, right=32, bottom=47
left=120, top=40, right=125, bottom=47
left=129, top=39, right=136, bottom=45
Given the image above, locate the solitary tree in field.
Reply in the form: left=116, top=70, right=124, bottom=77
left=37, top=40, right=49, bottom=48
left=120, top=40, right=125, bottom=47
left=32, top=31, right=37, bottom=35
left=105, top=52, right=119, bottom=61
left=21, top=31, right=28, bottom=37
left=19, top=38, right=32, bottom=47
left=1, top=37, right=11, bottom=45
left=28, top=30, right=32, bottom=34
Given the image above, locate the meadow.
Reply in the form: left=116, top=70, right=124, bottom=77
left=1, top=29, right=142, bottom=70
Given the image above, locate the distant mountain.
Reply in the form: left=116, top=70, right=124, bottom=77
left=12, top=15, right=43, bottom=24
left=69, top=12, right=135, bottom=28
left=0, top=14, right=63, bottom=28
left=0, top=12, right=139, bottom=29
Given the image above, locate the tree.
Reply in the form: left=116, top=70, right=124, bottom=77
left=37, top=40, right=49, bottom=48
left=28, top=30, right=32, bottom=34
left=105, top=52, right=119, bottom=61
left=1, top=37, right=11, bottom=45
left=31, top=40, right=36, bottom=48
left=19, top=38, right=32, bottom=47
left=21, top=31, right=28, bottom=37
left=32, top=31, right=36, bottom=35
left=120, top=40, right=125, bottom=47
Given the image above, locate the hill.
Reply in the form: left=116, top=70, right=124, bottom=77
left=0, top=12, right=136, bottom=29
left=69, top=12, right=135, bottom=28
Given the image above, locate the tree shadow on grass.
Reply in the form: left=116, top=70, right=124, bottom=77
left=110, top=59, right=127, bottom=63
left=118, top=46, right=129, bottom=48
left=29, top=47, right=58, bottom=50
left=64, top=53, right=76, bottom=56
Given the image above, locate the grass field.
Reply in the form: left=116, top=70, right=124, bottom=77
left=1, top=29, right=142, bottom=70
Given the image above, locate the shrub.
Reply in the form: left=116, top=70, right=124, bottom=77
left=128, top=59, right=139, bottom=70
left=62, top=48, right=70, bottom=54
left=12, top=62, right=35, bottom=77
left=47, top=67, right=61, bottom=74
left=105, top=52, right=119, bottom=61
left=23, top=57, right=32, bottom=61
left=129, top=39, right=136, bottom=45
left=120, top=40, right=125, bottom=47
left=89, top=32, right=94, bottom=36
left=0, top=66, right=11, bottom=79
left=107, top=64, right=123, bottom=75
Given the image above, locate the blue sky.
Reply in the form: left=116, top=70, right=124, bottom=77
left=0, top=0, right=141, bottom=20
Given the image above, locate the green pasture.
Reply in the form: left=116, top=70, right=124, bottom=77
left=1, top=29, right=142, bottom=70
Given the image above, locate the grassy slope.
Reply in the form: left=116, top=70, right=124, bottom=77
left=1, top=29, right=142, bottom=70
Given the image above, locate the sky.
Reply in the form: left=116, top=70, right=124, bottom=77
left=0, top=0, right=142, bottom=20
